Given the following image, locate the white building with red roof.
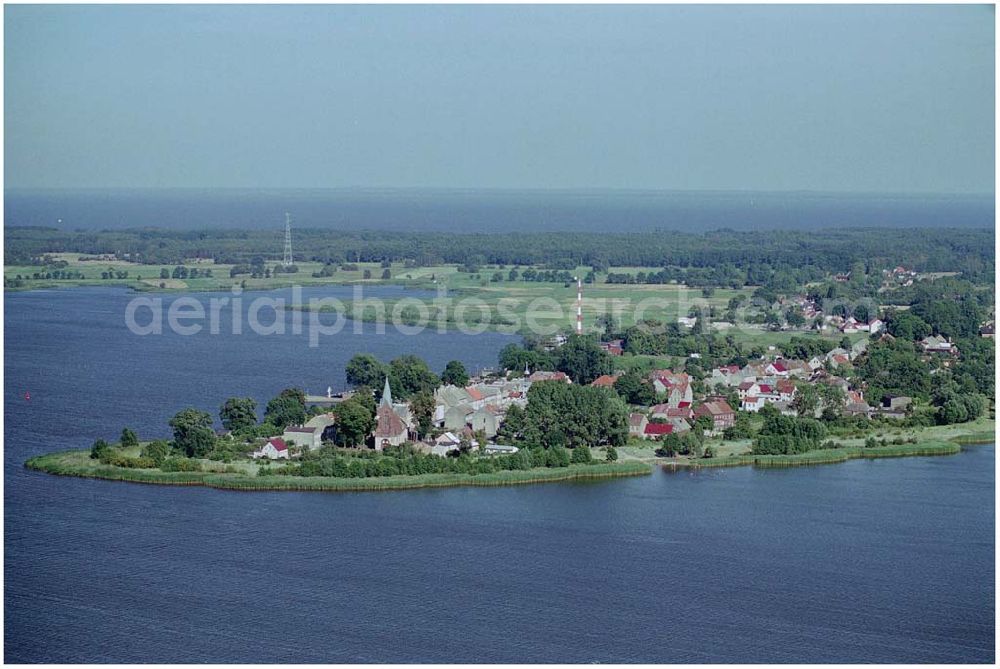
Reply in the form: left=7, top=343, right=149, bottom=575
left=253, top=437, right=290, bottom=460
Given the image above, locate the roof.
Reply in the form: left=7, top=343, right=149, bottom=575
left=644, top=423, right=673, bottom=436
left=528, top=371, right=569, bottom=383
left=464, top=386, right=485, bottom=402
left=628, top=413, right=647, bottom=427
left=380, top=376, right=393, bottom=408
left=776, top=379, right=795, bottom=393
left=590, top=374, right=619, bottom=388
left=769, top=361, right=788, bottom=372
left=267, top=437, right=288, bottom=451
left=374, top=404, right=407, bottom=438
left=284, top=426, right=316, bottom=433
left=696, top=400, right=734, bottom=416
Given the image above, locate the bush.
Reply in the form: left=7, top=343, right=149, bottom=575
left=141, top=440, right=171, bottom=464
left=605, top=446, right=619, bottom=462
left=571, top=446, right=592, bottom=464
left=160, top=457, right=203, bottom=472
left=90, top=439, right=111, bottom=460
left=99, top=452, right=156, bottom=469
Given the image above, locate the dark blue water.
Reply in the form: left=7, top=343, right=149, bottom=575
left=4, top=288, right=995, bottom=662
left=5, top=188, right=994, bottom=232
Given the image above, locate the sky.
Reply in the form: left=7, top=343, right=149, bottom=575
left=4, top=4, right=995, bottom=193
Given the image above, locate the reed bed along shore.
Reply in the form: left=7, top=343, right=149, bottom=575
left=24, top=450, right=652, bottom=493
left=671, top=440, right=965, bottom=470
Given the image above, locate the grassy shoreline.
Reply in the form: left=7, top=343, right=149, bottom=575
left=665, top=433, right=992, bottom=470
left=24, top=450, right=652, bottom=493
left=25, top=425, right=993, bottom=492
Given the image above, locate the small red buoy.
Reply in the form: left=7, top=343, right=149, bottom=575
left=24, top=391, right=30, bottom=401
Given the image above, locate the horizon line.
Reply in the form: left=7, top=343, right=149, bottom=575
left=4, top=186, right=994, bottom=199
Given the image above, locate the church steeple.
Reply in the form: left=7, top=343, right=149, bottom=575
left=380, top=376, right=393, bottom=408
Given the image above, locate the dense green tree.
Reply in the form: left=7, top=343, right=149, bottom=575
left=264, top=389, right=307, bottom=429
left=346, top=354, right=388, bottom=389
left=519, top=382, right=628, bottom=449
left=791, top=384, right=819, bottom=418
left=545, top=446, right=571, bottom=467
left=168, top=408, right=216, bottom=458
left=120, top=427, right=139, bottom=449
left=441, top=360, right=470, bottom=387
left=605, top=446, right=618, bottom=462
left=140, top=439, right=171, bottom=464
left=409, top=391, right=436, bottom=439
left=886, top=310, right=933, bottom=341
left=555, top=335, right=613, bottom=385
left=613, top=371, right=656, bottom=406
left=498, top=342, right=555, bottom=374
left=752, top=409, right=827, bottom=455
left=219, top=397, right=258, bottom=433
left=854, top=339, right=932, bottom=401
left=90, top=438, right=111, bottom=460
left=723, top=412, right=754, bottom=440
left=571, top=445, right=592, bottom=464
left=388, top=355, right=440, bottom=399
left=333, top=399, right=375, bottom=447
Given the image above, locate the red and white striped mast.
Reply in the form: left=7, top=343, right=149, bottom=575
left=575, top=276, right=583, bottom=335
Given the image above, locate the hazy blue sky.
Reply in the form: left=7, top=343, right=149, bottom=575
left=4, top=4, right=994, bottom=193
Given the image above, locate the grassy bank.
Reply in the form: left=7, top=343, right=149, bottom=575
left=673, top=439, right=966, bottom=470
left=24, top=449, right=651, bottom=492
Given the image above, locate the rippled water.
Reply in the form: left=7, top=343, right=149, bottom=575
left=4, top=288, right=994, bottom=662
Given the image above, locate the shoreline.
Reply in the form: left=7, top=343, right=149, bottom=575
left=24, top=432, right=993, bottom=493
left=23, top=453, right=652, bottom=493
left=666, top=440, right=966, bottom=469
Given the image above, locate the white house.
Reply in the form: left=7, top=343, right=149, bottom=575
left=253, top=437, right=290, bottom=460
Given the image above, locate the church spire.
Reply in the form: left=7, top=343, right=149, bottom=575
left=380, top=376, right=393, bottom=408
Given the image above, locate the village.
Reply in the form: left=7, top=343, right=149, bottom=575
left=245, top=318, right=981, bottom=463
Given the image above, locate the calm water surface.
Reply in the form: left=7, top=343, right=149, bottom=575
left=4, top=288, right=994, bottom=662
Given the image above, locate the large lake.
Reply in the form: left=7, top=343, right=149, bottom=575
left=4, top=287, right=994, bottom=662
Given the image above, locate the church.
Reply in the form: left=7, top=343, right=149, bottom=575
left=371, top=377, right=409, bottom=449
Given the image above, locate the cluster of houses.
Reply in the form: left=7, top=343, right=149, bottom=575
left=882, top=266, right=918, bottom=288
left=252, top=323, right=966, bottom=459
left=775, top=294, right=885, bottom=334
left=254, top=374, right=539, bottom=460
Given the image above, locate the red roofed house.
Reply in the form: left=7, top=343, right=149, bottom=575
left=254, top=437, right=290, bottom=460
left=643, top=423, right=673, bottom=439
left=775, top=379, right=797, bottom=403
left=590, top=374, right=620, bottom=388
left=694, top=400, right=736, bottom=432
left=765, top=360, right=790, bottom=377
left=648, top=370, right=693, bottom=407
left=650, top=403, right=693, bottom=420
